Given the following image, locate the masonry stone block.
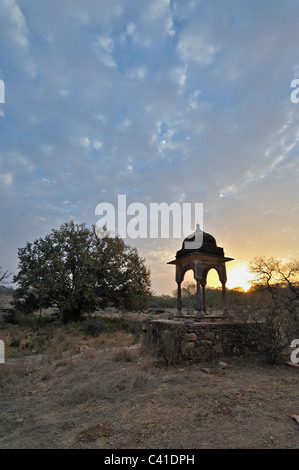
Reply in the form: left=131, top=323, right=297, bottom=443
left=142, top=319, right=276, bottom=364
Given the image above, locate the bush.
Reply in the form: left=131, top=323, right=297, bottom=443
left=125, top=320, right=142, bottom=335
left=2, top=309, right=21, bottom=325
left=141, top=325, right=179, bottom=366
left=80, top=316, right=143, bottom=338
left=80, top=319, right=107, bottom=337
left=91, top=316, right=142, bottom=335
left=113, top=348, right=133, bottom=362
left=149, top=295, right=176, bottom=309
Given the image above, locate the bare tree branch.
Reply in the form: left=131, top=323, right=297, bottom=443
left=0, top=266, right=12, bottom=284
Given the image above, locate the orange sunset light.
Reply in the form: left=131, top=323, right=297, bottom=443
left=225, top=262, right=255, bottom=291
left=201, top=262, right=254, bottom=292
left=179, top=261, right=254, bottom=293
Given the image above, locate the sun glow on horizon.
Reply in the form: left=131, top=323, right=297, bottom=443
left=179, top=262, right=254, bottom=292
left=226, top=263, right=254, bottom=292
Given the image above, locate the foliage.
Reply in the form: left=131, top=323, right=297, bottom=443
left=80, top=319, right=107, bottom=337
left=180, top=281, right=196, bottom=313
left=248, top=257, right=299, bottom=330
left=80, top=316, right=142, bottom=336
left=170, top=281, right=223, bottom=313
left=244, top=256, right=299, bottom=362
left=148, top=295, right=176, bottom=309
left=12, top=220, right=152, bottom=323
left=0, top=267, right=13, bottom=312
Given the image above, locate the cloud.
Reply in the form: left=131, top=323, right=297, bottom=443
left=0, top=0, right=29, bottom=51
left=177, top=34, right=217, bottom=65
left=0, top=172, right=13, bottom=188
left=0, top=0, right=299, bottom=293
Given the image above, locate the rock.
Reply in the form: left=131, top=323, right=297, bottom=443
left=75, top=345, right=89, bottom=354
left=291, top=415, right=299, bottom=425
left=181, top=341, right=194, bottom=358
left=213, top=343, right=224, bottom=354
left=205, top=332, right=214, bottom=340
left=200, top=367, right=211, bottom=374
left=218, top=361, right=228, bottom=367
left=184, top=333, right=197, bottom=341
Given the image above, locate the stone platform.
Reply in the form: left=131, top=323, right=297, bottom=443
left=174, top=314, right=230, bottom=322
left=142, top=318, right=275, bottom=364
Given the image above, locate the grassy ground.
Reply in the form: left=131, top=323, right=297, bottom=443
left=0, top=310, right=299, bottom=449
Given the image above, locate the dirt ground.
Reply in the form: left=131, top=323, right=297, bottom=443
left=0, top=332, right=299, bottom=449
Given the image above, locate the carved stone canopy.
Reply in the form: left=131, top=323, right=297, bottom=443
left=175, top=224, right=225, bottom=260
left=168, top=225, right=234, bottom=316
left=169, top=253, right=232, bottom=285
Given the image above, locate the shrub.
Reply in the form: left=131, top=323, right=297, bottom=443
left=80, top=319, right=107, bottom=337
left=113, top=348, right=133, bottom=362
left=2, top=309, right=21, bottom=325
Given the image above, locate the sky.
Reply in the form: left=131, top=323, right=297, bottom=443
left=0, top=0, right=299, bottom=295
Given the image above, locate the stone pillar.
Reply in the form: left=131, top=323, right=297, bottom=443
left=201, top=282, right=207, bottom=314
left=177, top=282, right=182, bottom=315
left=195, top=279, right=203, bottom=317
left=221, top=281, right=228, bottom=315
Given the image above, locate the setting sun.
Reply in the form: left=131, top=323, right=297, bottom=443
left=179, top=261, right=254, bottom=292
left=226, top=263, right=254, bottom=291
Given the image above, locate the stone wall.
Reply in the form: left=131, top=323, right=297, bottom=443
left=142, top=319, right=275, bottom=364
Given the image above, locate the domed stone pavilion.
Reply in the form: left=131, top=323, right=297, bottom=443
left=142, top=225, right=275, bottom=365
left=168, top=224, right=234, bottom=317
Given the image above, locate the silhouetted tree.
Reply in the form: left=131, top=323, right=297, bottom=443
left=246, top=256, right=299, bottom=362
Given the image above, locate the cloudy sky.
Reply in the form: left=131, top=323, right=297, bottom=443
left=0, top=0, right=299, bottom=295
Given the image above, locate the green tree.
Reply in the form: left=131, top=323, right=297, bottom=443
left=13, top=221, right=152, bottom=322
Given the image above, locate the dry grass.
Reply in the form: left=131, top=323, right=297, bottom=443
left=76, top=424, right=114, bottom=443
left=0, top=321, right=138, bottom=360
left=0, top=358, right=34, bottom=380
left=0, top=316, right=299, bottom=449
left=113, top=347, right=134, bottom=362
